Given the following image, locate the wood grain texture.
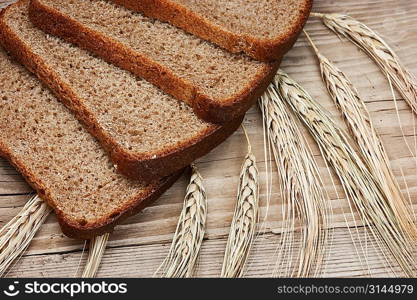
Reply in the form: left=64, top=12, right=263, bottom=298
left=0, top=0, right=416, bottom=277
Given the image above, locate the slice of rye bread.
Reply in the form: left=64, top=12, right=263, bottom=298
left=0, top=1, right=243, bottom=181
left=0, top=47, right=182, bottom=240
left=28, top=0, right=280, bottom=123
left=108, top=0, right=312, bottom=62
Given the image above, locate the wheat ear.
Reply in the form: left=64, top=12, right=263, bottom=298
left=221, top=125, right=259, bottom=278
left=311, top=12, right=417, bottom=115
left=274, top=69, right=416, bottom=277
left=259, top=86, right=329, bottom=277
left=81, top=233, right=110, bottom=278
left=0, top=194, right=51, bottom=276
left=304, top=30, right=417, bottom=246
left=155, top=165, right=207, bottom=278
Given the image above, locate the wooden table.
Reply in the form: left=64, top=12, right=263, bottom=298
left=1, top=0, right=416, bottom=277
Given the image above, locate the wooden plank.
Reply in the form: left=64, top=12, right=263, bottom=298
left=0, top=0, right=416, bottom=277
left=5, top=228, right=402, bottom=278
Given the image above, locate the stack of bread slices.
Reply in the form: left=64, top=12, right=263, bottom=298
left=0, top=0, right=312, bottom=239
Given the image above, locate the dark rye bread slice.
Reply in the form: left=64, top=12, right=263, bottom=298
left=0, top=47, right=181, bottom=239
left=108, top=0, right=312, bottom=62
left=29, top=0, right=279, bottom=123
left=0, top=1, right=242, bottom=181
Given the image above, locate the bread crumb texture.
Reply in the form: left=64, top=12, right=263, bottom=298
left=0, top=48, right=157, bottom=227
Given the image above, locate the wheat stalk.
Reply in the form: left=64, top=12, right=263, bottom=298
left=304, top=30, right=417, bottom=247
left=0, top=194, right=51, bottom=276
left=221, top=125, right=259, bottom=278
left=274, top=69, right=416, bottom=277
left=155, top=165, right=207, bottom=278
left=81, top=233, right=110, bottom=278
left=259, top=86, right=329, bottom=277
left=311, top=12, right=417, bottom=116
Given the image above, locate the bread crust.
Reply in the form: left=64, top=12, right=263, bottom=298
left=109, top=0, right=313, bottom=62
left=115, top=115, right=243, bottom=179
left=58, top=170, right=183, bottom=239
left=0, top=1, right=244, bottom=181
left=29, top=0, right=280, bottom=123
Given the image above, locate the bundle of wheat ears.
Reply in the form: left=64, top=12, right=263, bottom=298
left=259, top=88, right=329, bottom=277
left=0, top=7, right=416, bottom=277
left=274, top=69, right=416, bottom=277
